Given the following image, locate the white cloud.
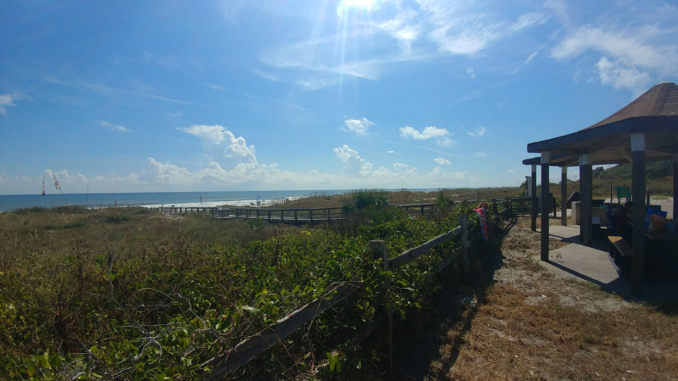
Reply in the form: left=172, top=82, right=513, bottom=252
left=472, top=151, right=487, bottom=158
left=466, top=67, right=475, bottom=78
left=551, top=25, right=678, bottom=91
left=595, top=57, right=651, bottom=92
left=2, top=141, right=474, bottom=194
left=98, top=120, right=130, bottom=132
left=0, top=94, right=16, bottom=115
left=343, top=118, right=375, bottom=135
left=508, top=168, right=516, bottom=173
left=434, top=157, right=451, bottom=165
left=400, top=126, right=456, bottom=147
left=467, top=126, right=487, bottom=137
left=551, top=26, right=670, bottom=71
left=333, top=144, right=373, bottom=174
left=167, top=111, right=183, bottom=118
left=436, top=137, right=456, bottom=147
left=178, top=125, right=256, bottom=163
left=386, top=150, right=394, bottom=154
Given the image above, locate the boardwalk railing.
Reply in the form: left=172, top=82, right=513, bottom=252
left=149, top=203, right=437, bottom=223
left=204, top=213, right=482, bottom=379
left=492, top=196, right=531, bottom=219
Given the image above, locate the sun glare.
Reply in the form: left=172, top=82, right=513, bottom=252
left=341, top=0, right=380, bottom=10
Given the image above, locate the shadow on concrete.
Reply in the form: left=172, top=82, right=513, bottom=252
left=537, top=226, right=678, bottom=312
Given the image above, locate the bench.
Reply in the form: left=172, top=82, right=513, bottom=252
left=608, top=236, right=632, bottom=278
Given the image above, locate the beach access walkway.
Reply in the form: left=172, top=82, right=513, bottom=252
left=150, top=203, right=437, bottom=223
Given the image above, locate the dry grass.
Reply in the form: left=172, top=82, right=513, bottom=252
left=1, top=206, right=307, bottom=258
left=277, top=188, right=525, bottom=209
left=444, top=282, right=678, bottom=381
left=392, top=217, right=678, bottom=380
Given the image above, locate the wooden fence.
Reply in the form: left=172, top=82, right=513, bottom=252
left=203, top=208, right=504, bottom=380
left=492, top=196, right=532, bottom=219
left=149, top=203, right=437, bottom=223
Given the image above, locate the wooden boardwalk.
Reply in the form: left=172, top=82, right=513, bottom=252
left=149, top=203, right=437, bottom=223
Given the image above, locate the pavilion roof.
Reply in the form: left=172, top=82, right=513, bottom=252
left=526, top=82, right=678, bottom=167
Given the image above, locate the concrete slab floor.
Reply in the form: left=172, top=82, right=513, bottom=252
left=536, top=225, right=678, bottom=302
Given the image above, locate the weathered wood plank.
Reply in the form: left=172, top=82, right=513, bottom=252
left=388, top=226, right=462, bottom=269
left=206, top=282, right=363, bottom=380
left=437, top=247, right=462, bottom=272
left=353, top=312, right=383, bottom=345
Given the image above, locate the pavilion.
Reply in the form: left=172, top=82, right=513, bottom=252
left=523, top=81, right=678, bottom=296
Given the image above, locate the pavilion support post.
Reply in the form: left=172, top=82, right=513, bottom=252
left=561, top=166, right=567, bottom=226
left=580, top=154, right=593, bottom=246
left=531, top=164, right=537, bottom=232
left=631, top=133, right=646, bottom=296
left=673, top=153, right=678, bottom=232
left=541, top=153, right=550, bottom=261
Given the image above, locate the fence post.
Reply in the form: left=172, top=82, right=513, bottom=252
left=370, top=240, right=392, bottom=371
left=294, top=210, right=298, bottom=222
left=460, top=215, right=470, bottom=280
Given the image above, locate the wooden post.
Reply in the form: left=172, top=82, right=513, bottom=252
left=294, top=210, right=298, bottom=222
left=673, top=153, right=678, bottom=232
left=460, top=215, right=470, bottom=280
left=541, top=153, right=550, bottom=261
left=420, top=204, right=424, bottom=216
left=580, top=155, right=593, bottom=246
left=268, top=210, right=271, bottom=221
left=531, top=165, right=537, bottom=232
left=561, top=166, right=568, bottom=226
left=370, top=240, right=392, bottom=371
left=631, top=133, right=646, bottom=296
left=281, top=210, right=284, bottom=221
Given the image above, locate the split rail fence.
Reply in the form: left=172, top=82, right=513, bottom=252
left=204, top=203, right=516, bottom=380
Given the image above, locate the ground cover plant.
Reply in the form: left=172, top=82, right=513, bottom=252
left=0, top=194, right=496, bottom=380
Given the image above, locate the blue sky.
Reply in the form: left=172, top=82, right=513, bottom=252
left=1, top=0, right=677, bottom=195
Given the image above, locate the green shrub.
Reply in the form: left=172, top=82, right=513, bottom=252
left=104, top=214, right=129, bottom=224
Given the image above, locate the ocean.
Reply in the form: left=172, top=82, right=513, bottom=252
left=0, top=189, right=439, bottom=212
left=0, top=190, right=344, bottom=212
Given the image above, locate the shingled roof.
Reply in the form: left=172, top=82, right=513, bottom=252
left=525, top=81, right=678, bottom=166
left=583, top=81, right=678, bottom=130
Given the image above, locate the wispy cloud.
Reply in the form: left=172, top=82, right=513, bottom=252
left=167, top=111, right=183, bottom=119
left=0, top=94, right=16, bottom=116
left=472, top=151, right=487, bottom=158
left=343, top=118, right=375, bottom=135
left=434, top=157, right=451, bottom=165
left=550, top=24, right=678, bottom=91
left=467, top=126, right=487, bottom=137
left=98, top=120, right=130, bottom=132
left=79, top=82, right=194, bottom=105
left=257, top=2, right=549, bottom=91
left=251, top=68, right=279, bottom=82
left=386, top=150, right=394, bottom=154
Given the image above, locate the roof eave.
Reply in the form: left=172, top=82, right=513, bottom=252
left=526, top=116, right=677, bottom=153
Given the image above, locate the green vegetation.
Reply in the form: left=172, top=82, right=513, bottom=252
left=0, top=195, right=499, bottom=380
